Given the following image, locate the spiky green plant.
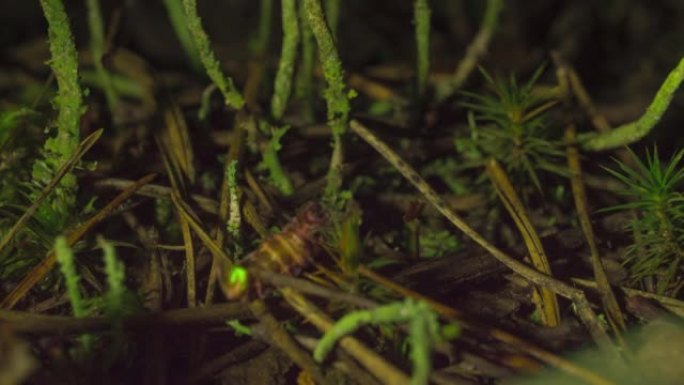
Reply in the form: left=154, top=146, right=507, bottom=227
left=182, top=0, right=245, bottom=109
left=601, top=146, right=684, bottom=294
left=459, top=67, right=564, bottom=191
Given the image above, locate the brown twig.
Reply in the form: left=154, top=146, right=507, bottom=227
left=281, top=287, right=411, bottom=385
left=185, top=340, right=268, bottom=384
left=247, top=299, right=326, bottom=384
left=250, top=268, right=377, bottom=308
left=357, top=266, right=616, bottom=385
left=349, top=119, right=618, bottom=377
left=0, top=303, right=250, bottom=334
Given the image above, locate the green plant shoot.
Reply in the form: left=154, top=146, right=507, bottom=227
left=601, top=147, right=684, bottom=294
left=295, top=0, right=316, bottom=122
left=259, top=124, right=294, bottom=195
left=414, top=0, right=431, bottom=98
left=579, top=57, right=684, bottom=151
left=460, top=66, right=564, bottom=191
left=271, top=0, right=299, bottom=120
left=100, top=236, right=126, bottom=322
left=55, top=236, right=86, bottom=318
left=55, top=236, right=93, bottom=351
left=163, top=0, right=202, bottom=72
left=314, top=298, right=447, bottom=385
left=34, top=0, right=84, bottom=196
left=303, top=0, right=352, bottom=200
left=324, top=0, right=341, bottom=39
left=182, top=0, right=245, bottom=109
left=251, top=0, right=274, bottom=55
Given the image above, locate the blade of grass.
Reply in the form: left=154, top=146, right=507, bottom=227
left=486, top=158, right=560, bottom=327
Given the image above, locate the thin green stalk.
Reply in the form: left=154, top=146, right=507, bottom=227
left=579, top=57, right=684, bottom=151
left=414, top=0, right=431, bottom=98
left=35, top=0, right=84, bottom=191
left=324, top=0, right=340, bottom=39
left=100, top=236, right=125, bottom=322
left=295, top=0, right=315, bottom=121
left=260, top=124, right=294, bottom=195
left=182, top=0, right=245, bottom=109
left=55, top=236, right=93, bottom=351
left=303, top=0, right=351, bottom=201
left=55, top=236, right=86, bottom=318
left=271, top=0, right=300, bottom=120
left=439, top=0, right=503, bottom=99
left=163, top=0, right=202, bottom=72
left=251, top=0, right=274, bottom=56
left=86, top=0, right=119, bottom=116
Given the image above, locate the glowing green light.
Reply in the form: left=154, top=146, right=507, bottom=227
left=229, top=266, right=248, bottom=285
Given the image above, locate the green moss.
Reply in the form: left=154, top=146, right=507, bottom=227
left=580, top=57, right=684, bottom=151
left=295, top=0, right=316, bottom=121
left=35, top=0, right=84, bottom=188
left=182, top=0, right=245, bottom=109
left=271, top=0, right=300, bottom=120
left=303, top=0, right=351, bottom=200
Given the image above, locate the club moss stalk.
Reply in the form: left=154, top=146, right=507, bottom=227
left=261, top=124, right=295, bottom=195
left=251, top=0, right=274, bottom=55
left=56, top=236, right=93, bottom=350
left=86, top=0, right=119, bottom=116
left=295, top=0, right=315, bottom=122
left=324, top=0, right=341, bottom=39
left=271, top=0, right=300, bottom=120
left=579, top=57, right=684, bottom=151
left=34, top=0, right=84, bottom=193
left=55, top=236, right=86, bottom=318
left=162, top=0, right=202, bottom=72
left=414, top=0, right=431, bottom=98
left=182, top=0, right=245, bottom=110
left=303, top=0, right=351, bottom=200
left=100, top=236, right=125, bottom=321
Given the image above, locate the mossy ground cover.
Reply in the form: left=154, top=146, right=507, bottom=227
left=1, top=1, right=684, bottom=384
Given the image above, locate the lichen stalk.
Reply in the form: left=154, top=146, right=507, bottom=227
left=302, top=0, right=351, bottom=200
left=271, top=0, right=300, bottom=120
left=35, top=0, right=84, bottom=191
left=182, top=0, right=245, bottom=109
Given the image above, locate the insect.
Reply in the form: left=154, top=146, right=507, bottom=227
left=219, top=201, right=328, bottom=300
